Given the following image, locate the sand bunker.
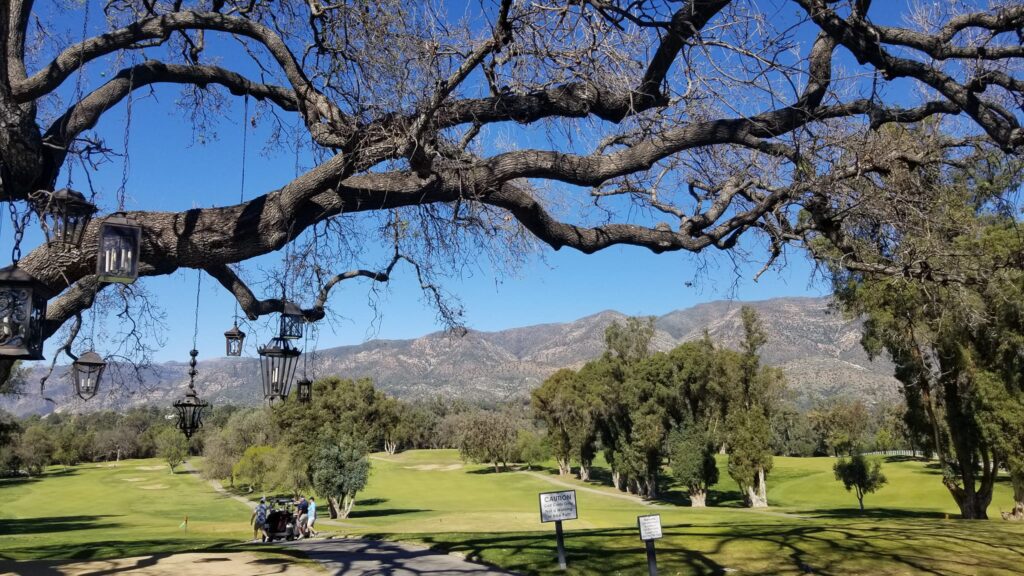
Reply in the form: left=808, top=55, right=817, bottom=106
left=139, top=484, right=168, bottom=490
left=136, top=465, right=166, bottom=471
left=120, top=477, right=145, bottom=482
left=0, top=552, right=322, bottom=576
left=442, top=464, right=463, bottom=471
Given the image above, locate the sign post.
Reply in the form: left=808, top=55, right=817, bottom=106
left=539, top=490, right=577, bottom=571
left=637, top=514, right=663, bottom=576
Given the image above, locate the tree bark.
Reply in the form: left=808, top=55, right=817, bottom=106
left=690, top=487, right=707, bottom=507
left=612, top=470, right=625, bottom=491
left=556, top=458, right=571, bottom=476
left=1002, top=474, right=1024, bottom=521
left=746, top=466, right=768, bottom=508
left=578, top=464, right=590, bottom=482
left=328, top=496, right=340, bottom=519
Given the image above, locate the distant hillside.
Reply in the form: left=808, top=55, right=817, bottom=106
left=1, top=297, right=900, bottom=417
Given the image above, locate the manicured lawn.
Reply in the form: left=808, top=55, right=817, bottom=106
left=4, top=450, right=1024, bottom=575
left=0, top=459, right=256, bottom=561
left=339, top=451, right=1024, bottom=575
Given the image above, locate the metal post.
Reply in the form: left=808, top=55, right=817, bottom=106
left=645, top=539, right=657, bottom=576
left=555, top=519, right=567, bottom=570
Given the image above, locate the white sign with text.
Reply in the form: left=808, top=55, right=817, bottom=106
left=637, top=514, right=663, bottom=541
left=539, top=490, right=578, bottom=523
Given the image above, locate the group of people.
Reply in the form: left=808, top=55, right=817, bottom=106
left=250, top=495, right=318, bottom=542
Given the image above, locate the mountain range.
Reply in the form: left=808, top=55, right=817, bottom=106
left=0, top=297, right=901, bottom=417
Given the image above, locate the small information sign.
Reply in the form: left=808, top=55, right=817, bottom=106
left=637, top=514, right=663, bottom=541
left=539, top=490, right=578, bottom=523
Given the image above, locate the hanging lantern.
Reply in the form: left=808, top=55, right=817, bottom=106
left=72, top=350, right=106, bottom=401
left=296, top=378, right=313, bottom=403
left=96, top=214, right=142, bottom=284
left=173, top=349, right=209, bottom=439
left=173, top=387, right=208, bottom=439
left=279, top=300, right=304, bottom=340
left=258, top=336, right=300, bottom=400
left=36, top=188, right=97, bottom=248
left=224, top=322, right=246, bottom=356
left=0, top=265, right=48, bottom=360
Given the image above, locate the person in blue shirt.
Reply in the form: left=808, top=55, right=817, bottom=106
left=251, top=497, right=268, bottom=542
left=307, top=497, right=318, bottom=537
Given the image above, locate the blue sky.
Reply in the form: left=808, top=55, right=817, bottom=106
left=6, top=0, right=942, bottom=363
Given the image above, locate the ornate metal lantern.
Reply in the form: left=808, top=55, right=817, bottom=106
left=224, top=322, right=246, bottom=356
left=0, top=265, right=48, bottom=360
left=36, top=188, right=97, bottom=248
left=279, top=300, right=304, bottom=340
left=173, top=349, right=209, bottom=439
left=258, top=336, right=301, bottom=401
left=96, top=214, right=142, bottom=284
left=296, top=378, right=313, bottom=403
left=72, top=350, right=106, bottom=401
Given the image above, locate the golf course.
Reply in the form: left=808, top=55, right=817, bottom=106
left=3, top=450, right=1023, bottom=575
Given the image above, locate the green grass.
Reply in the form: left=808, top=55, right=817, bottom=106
left=337, top=451, right=1024, bottom=575
left=4, top=451, right=1024, bottom=575
left=0, top=459, right=258, bottom=561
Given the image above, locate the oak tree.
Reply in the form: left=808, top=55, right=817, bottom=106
left=0, top=0, right=1019, bottom=385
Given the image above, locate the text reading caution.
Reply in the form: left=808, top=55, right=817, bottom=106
left=539, top=490, right=578, bottom=523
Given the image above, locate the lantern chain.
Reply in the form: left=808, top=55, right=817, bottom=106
left=8, top=201, right=32, bottom=264
left=65, top=0, right=91, bottom=189
left=233, top=93, right=249, bottom=323
left=117, top=61, right=135, bottom=213
left=189, top=269, right=202, bottom=390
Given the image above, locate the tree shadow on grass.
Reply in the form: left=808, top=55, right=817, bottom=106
left=805, top=508, right=949, bottom=520
left=0, top=515, right=119, bottom=537
left=403, top=518, right=1024, bottom=576
left=355, top=498, right=388, bottom=506
left=0, top=476, right=40, bottom=488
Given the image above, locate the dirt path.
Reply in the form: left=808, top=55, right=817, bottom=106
left=517, top=470, right=671, bottom=508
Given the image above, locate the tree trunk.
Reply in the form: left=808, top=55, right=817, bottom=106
left=611, top=470, right=625, bottom=491
left=689, top=487, right=707, bottom=507
left=328, top=496, right=340, bottom=519
left=644, top=473, right=657, bottom=499
left=557, top=458, right=571, bottom=476
left=746, top=466, right=768, bottom=508
left=339, top=494, right=355, bottom=519
left=578, top=464, right=590, bottom=482
left=1001, top=474, right=1024, bottom=521
left=384, top=439, right=397, bottom=455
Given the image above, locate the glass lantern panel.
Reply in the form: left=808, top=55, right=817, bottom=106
left=0, top=285, right=44, bottom=359
left=279, top=314, right=304, bottom=339
left=97, top=222, right=141, bottom=283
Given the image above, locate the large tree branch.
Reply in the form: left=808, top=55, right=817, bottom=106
left=13, top=11, right=349, bottom=145
left=42, top=61, right=298, bottom=172
left=206, top=252, right=400, bottom=322
left=795, top=0, right=1022, bottom=151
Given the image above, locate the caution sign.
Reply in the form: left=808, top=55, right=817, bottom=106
left=539, top=490, right=578, bottom=523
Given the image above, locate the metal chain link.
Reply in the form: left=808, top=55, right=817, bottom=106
left=8, top=201, right=32, bottom=263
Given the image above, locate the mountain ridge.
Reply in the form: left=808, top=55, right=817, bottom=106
left=0, top=296, right=900, bottom=417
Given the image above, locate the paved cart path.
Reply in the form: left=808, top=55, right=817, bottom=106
left=280, top=538, right=518, bottom=575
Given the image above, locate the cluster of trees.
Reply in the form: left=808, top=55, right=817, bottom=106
left=533, top=309, right=783, bottom=507
left=0, top=406, right=187, bottom=476
left=819, top=143, right=1024, bottom=520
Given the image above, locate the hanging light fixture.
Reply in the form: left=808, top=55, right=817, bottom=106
left=278, top=300, right=304, bottom=340
left=296, top=379, right=313, bottom=403
left=174, top=348, right=209, bottom=439
left=96, top=214, right=142, bottom=284
left=0, top=265, right=49, bottom=360
left=72, top=350, right=106, bottom=400
left=258, top=336, right=300, bottom=401
left=36, top=188, right=97, bottom=248
left=224, top=322, right=246, bottom=357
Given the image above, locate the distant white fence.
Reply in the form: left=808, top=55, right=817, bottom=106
left=859, top=450, right=930, bottom=458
